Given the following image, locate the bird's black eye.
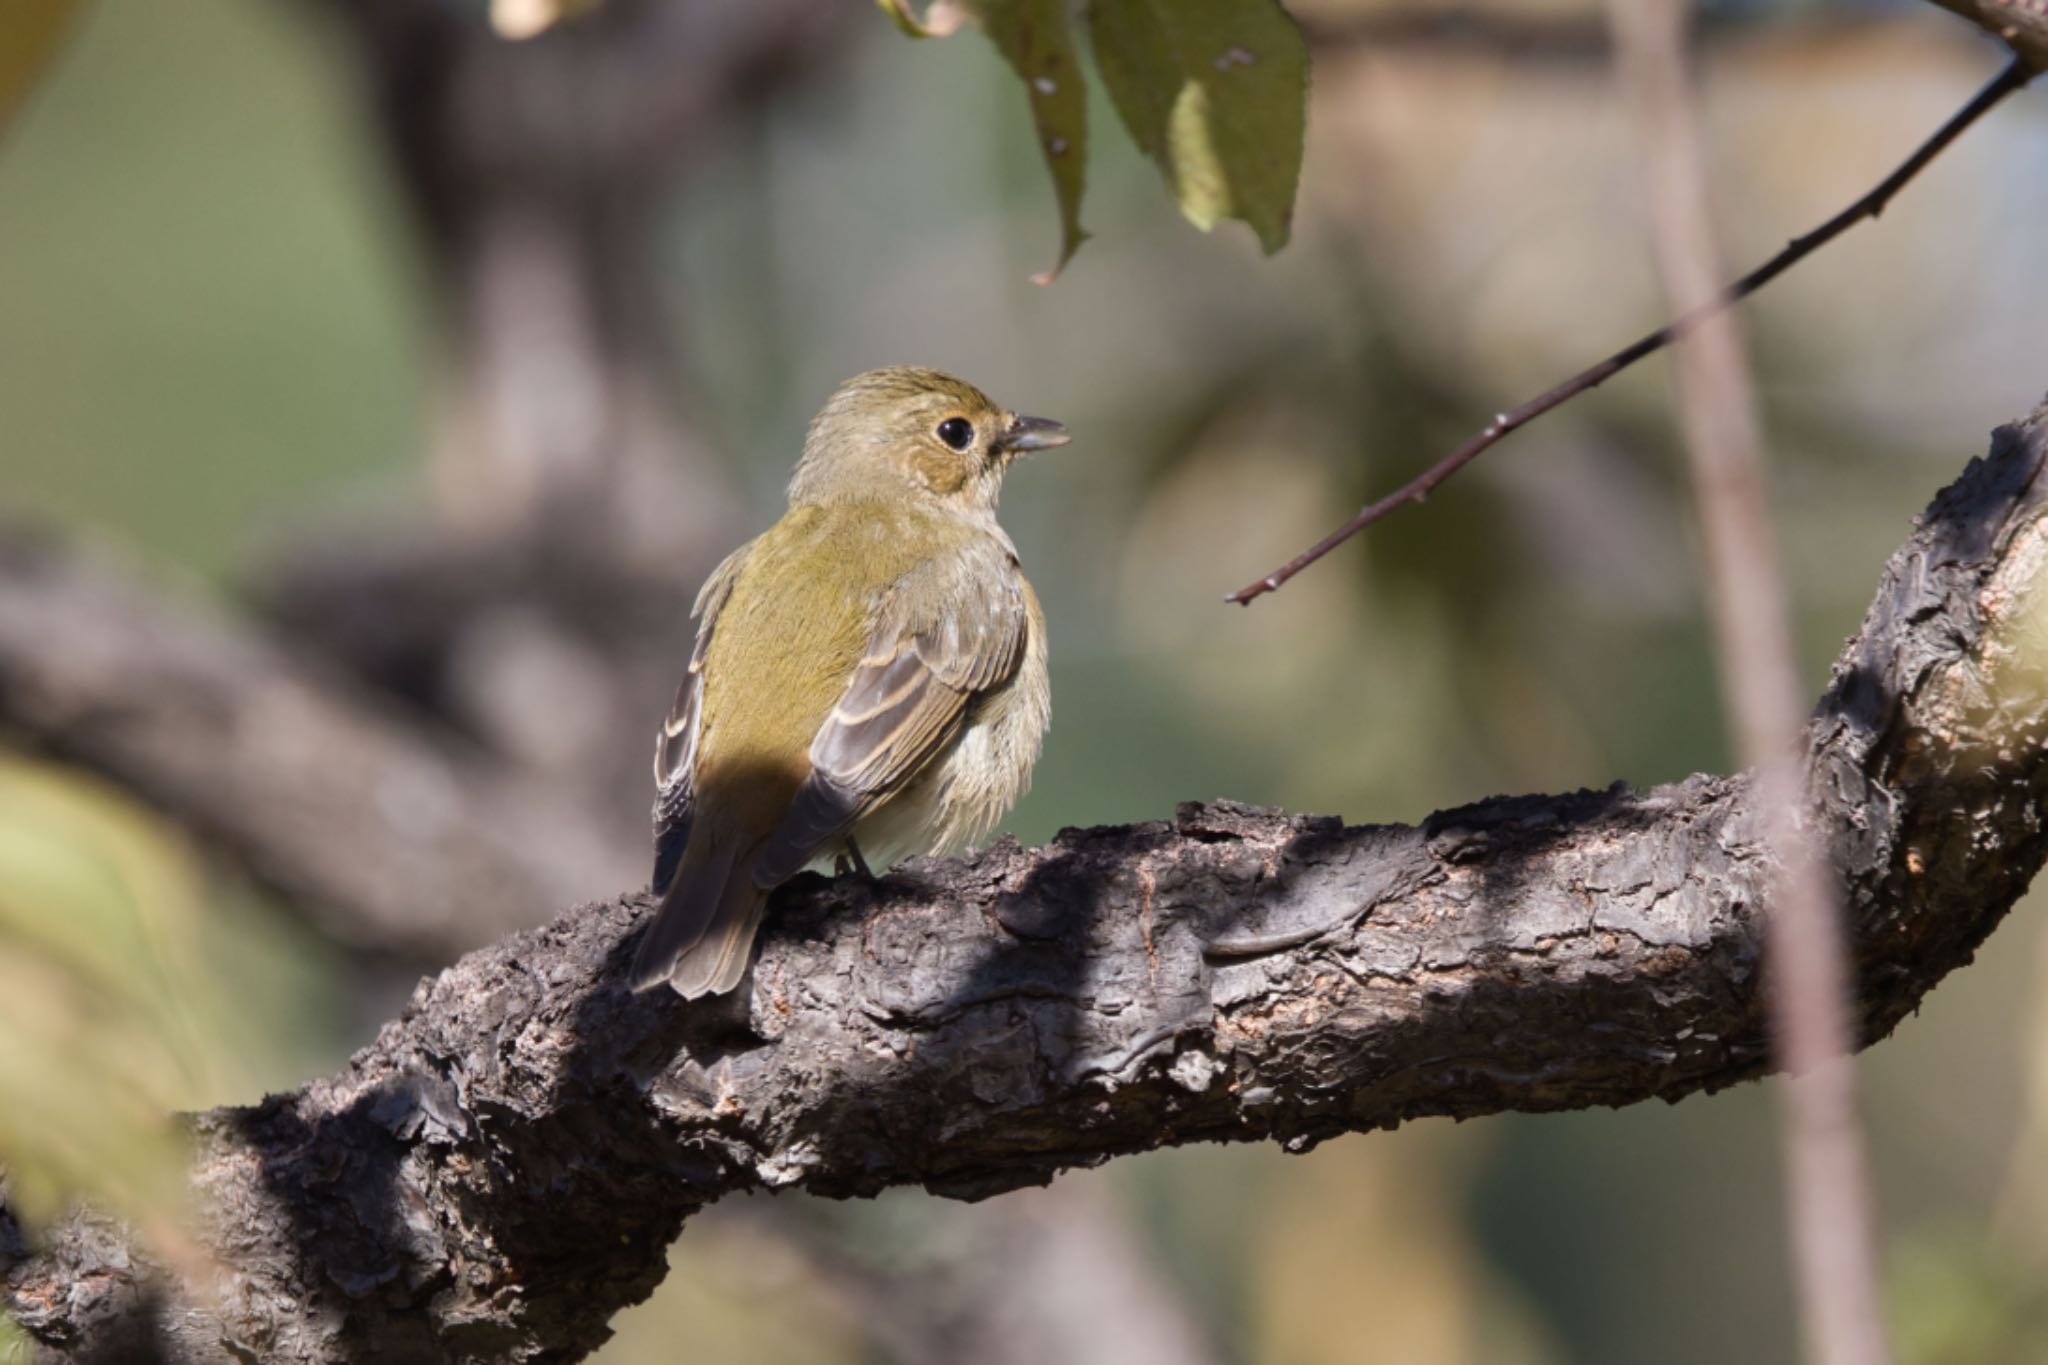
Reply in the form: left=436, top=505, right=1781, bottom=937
left=936, top=417, right=974, bottom=451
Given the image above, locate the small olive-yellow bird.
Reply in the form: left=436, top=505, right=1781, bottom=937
left=631, top=367, right=1067, bottom=998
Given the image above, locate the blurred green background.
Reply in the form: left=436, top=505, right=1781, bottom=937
left=4, top=1, right=2048, bottom=1362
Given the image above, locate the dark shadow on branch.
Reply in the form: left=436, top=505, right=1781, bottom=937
left=5, top=401, right=2048, bottom=1363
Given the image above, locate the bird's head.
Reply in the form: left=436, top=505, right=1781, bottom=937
left=790, top=366, right=1069, bottom=514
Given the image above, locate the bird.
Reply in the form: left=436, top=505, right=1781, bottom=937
left=630, top=366, right=1068, bottom=998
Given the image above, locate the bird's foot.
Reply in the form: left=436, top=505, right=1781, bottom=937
left=837, top=837, right=878, bottom=882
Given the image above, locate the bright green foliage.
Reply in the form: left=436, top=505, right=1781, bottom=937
left=0, top=757, right=334, bottom=1250
left=1086, top=0, right=1306, bottom=253
left=980, top=0, right=1089, bottom=280
left=878, top=0, right=1089, bottom=278
left=0, top=759, right=204, bottom=1235
left=877, top=0, right=1306, bottom=273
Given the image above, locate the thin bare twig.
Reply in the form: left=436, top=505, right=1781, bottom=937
left=1608, top=5, right=1889, bottom=1365
left=1227, top=54, right=2031, bottom=605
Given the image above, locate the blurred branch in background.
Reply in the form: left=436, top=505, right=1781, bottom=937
left=1607, top=3, right=1888, bottom=1364
left=3, top=4, right=2044, bottom=1363
left=0, top=529, right=1229, bottom=1365
left=246, top=0, right=866, bottom=865
left=9, top=399, right=2048, bottom=1362
left=322, top=0, right=849, bottom=550
left=0, top=520, right=639, bottom=959
left=704, top=1189, right=1225, bottom=1365
left=289, top=10, right=1220, bottom=1356
left=601, top=1192, right=1224, bottom=1365
left=4, top=7, right=1221, bottom=1362
left=0, top=0, right=80, bottom=137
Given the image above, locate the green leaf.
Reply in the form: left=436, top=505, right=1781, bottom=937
left=0, top=758, right=204, bottom=1238
left=1086, top=0, right=1307, bottom=253
left=879, top=0, right=1089, bottom=279
left=979, top=0, right=1089, bottom=281
left=0, top=0, right=82, bottom=136
left=0, top=756, right=337, bottom=1256
left=875, top=0, right=969, bottom=39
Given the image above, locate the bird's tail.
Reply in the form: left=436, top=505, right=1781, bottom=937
left=629, top=836, right=768, bottom=999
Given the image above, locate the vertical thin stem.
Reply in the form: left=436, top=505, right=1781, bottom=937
left=1604, top=5, right=1891, bottom=1364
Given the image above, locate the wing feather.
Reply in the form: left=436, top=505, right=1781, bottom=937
left=650, top=545, right=749, bottom=893
left=751, top=554, right=1026, bottom=886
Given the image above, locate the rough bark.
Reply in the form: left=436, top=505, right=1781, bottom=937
left=1920, top=0, right=2048, bottom=69
left=5, top=403, right=2048, bottom=1362
left=0, top=525, right=641, bottom=957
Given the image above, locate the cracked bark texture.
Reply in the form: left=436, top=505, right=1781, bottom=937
left=6, top=401, right=2048, bottom=1362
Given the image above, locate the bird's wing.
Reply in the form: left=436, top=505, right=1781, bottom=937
left=750, top=549, right=1028, bottom=887
left=650, top=543, right=750, bottom=894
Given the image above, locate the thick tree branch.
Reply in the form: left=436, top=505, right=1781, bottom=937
left=8, top=402, right=2048, bottom=1362
left=0, top=525, right=642, bottom=958
left=1923, top=0, right=2048, bottom=70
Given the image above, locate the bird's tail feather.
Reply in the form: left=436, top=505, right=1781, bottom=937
left=630, top=837, right=762, bottom=997
left=669, top=891, right=769, bottom=999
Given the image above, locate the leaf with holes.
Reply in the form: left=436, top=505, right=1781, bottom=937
left=878, top=0, right=1090, bottom=280
left=982, top=0, right=1090, bottom=280
left=1086, top=0, right=1307, bottom=253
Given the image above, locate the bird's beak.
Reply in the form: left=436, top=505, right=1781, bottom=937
left=998, top=413, right=1070, bottom=454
